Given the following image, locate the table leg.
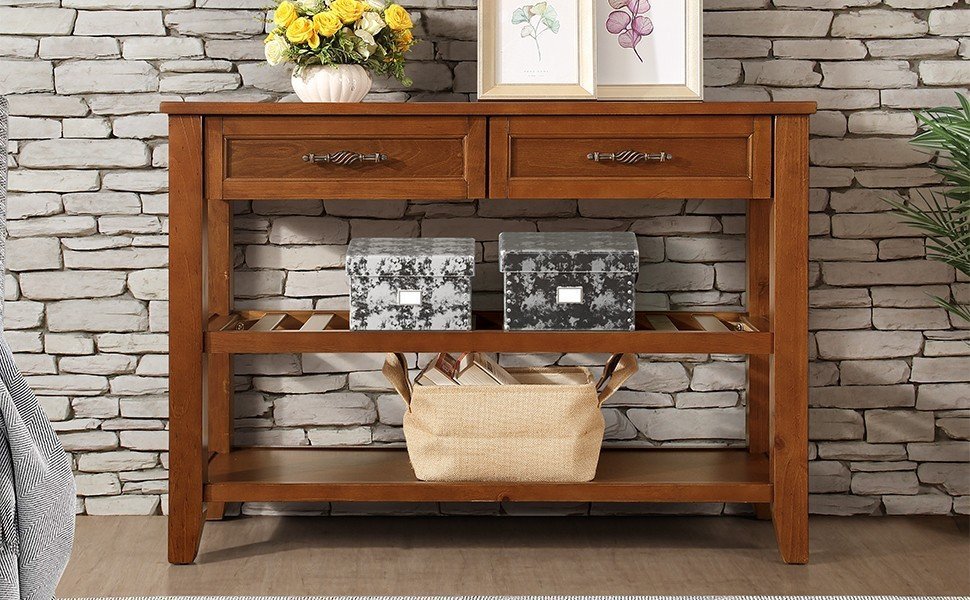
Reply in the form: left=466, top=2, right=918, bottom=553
left=168, top=115, right=206, bottom=565
left=770, top=115, right=810, bottom=565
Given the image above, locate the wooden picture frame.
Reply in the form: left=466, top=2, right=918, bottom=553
left=595, top=0, right=703, bottom=101
left=478, top=0, right=596, bottom=100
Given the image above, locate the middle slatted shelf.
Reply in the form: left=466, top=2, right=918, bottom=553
left=205, top=310, right=771, bottom=355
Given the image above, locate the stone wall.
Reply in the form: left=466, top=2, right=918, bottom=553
left=1, top=0, right=968, bottom=517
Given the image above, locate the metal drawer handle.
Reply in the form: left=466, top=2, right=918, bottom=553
left=303, top=151, right=388, bottom=165
left=587, top=151, right=672, bottom=164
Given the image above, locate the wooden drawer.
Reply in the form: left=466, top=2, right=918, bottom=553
left=489, top=116, right=772, bottom=199
left=209, top=116, right=486, bottom=200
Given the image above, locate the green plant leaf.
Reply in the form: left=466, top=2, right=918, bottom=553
left=885, top=92, right=970, bottom=324
left=511, top=7, right=529, bottom=24
left=541, top=5, right=560, bottom=33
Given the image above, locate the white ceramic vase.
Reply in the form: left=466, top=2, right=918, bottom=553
left=291, top=64, right=373, bottom=103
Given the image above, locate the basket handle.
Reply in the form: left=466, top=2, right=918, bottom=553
left=382, top=352, right=412, bottom=406
left=383, top=351, right=636, bottom=407
left=596, top=353, right=638, bottom=406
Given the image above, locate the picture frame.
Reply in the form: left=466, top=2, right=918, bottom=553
left=478, top=0, right=596, bottom=100
left=595, top=0, right=703, bottom=101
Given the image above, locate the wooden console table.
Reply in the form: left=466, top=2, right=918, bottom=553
left=162, top=101, right=815, bottom=565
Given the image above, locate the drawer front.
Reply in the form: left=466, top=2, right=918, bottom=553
left=210, top=116, right=486, bottom=200
left=489, top=116, right=772, bottom=199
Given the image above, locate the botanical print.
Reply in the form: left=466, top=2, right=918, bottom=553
left=596, top=0, right=687, bottom=86
left=604, top=0, right=653, bottom=62
left=494, top=0, right=581, bottom=85
left=511, top=2, right=561, bottom=62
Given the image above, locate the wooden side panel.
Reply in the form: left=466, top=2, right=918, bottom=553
left=770, top=115, right=810, bottom=565
left=204, top=118, right=233, bottom=522
left=205, top=206, right=234, bottom=455
left=168, top=115, right=206, bottom=565
left=204, top=118, right=233, bottom=460
left=747, top=198, right=772, bottom=521
left=747, top=198, right=771, bottom=459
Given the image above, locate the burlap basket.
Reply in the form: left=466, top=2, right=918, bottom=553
left=382, top=353, right=638, bottom=482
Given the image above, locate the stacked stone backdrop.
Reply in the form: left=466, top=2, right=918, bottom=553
left=1, top=0, right=968, bottom=517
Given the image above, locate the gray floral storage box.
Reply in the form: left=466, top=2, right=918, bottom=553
left=346, top=238, right=475, bottom=331
left=499, top=232, right=639, bottom=331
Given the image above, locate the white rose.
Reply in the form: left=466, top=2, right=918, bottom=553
left=356, top=11, right=385, bottom=35
left=353, top=29, right=377, bottom=58
left=264, top=35, right=289, bottom=66
left=364, top=0, right=387, bottom=10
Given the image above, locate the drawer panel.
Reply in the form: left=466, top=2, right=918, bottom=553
left=489, top=116, right=772, bottom=199
left=210, top=116, right=486, bottom=200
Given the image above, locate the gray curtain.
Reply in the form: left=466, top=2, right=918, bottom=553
left=0, top=96, right=76, bottom=599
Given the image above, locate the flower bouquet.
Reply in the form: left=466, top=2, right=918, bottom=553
left=265, top=0, right=418, bottom=102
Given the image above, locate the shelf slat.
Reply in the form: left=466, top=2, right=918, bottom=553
left=205, top=448, right=772, bottom=504
left=206, top=310, right=772, bottom=354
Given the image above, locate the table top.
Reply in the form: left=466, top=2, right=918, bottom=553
left=160, top=100, right=817, bottom=116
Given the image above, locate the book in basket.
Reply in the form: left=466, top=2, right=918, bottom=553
left=454, top=352, right=519, bottom=386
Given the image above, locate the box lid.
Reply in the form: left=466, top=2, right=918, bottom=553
left=346, top=237, right=476, bottom=278
left=499, top=232, right=639, bottom=273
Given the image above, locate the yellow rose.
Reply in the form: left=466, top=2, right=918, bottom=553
left=313, top=11, right=341, bottom=36
left=396, top=28, right=413, bottom=50
left=286, top=17, right=320, bottom=48
left=273, top=1, right=298, bottom=28
left=384, top=3, right=412, bottom=31
left=330, top=0, right=365, bottom=24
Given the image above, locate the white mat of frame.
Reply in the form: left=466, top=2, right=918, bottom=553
left=66, top=596, right=952, bottom=600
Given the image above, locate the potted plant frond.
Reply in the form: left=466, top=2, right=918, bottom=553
left=887, top=94, right=970, bottom=324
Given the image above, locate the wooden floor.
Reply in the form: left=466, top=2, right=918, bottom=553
left=59, top=515, right=969, bottom=598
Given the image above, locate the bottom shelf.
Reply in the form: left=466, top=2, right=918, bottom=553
left=205, top=448, right=771, bottom=504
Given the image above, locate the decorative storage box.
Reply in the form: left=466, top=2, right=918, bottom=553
left=499, top=232, right=639, bottom=331
left=346, top=238, right=475, bottom=331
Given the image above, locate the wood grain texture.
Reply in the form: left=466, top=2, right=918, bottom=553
left=168, top=114, right=206, bottom=565
left=218, top=115, right=485, bottom=200
left=205, top=118, right=233, bottom=459
left=466, top=116, right=487, bottom=198
left=496, top=115, right=771, bottom=199
left=205, top=310, right=772, bottom=355
left=166, top=101, right=815, bottom=565
left=204, top=117, right=232, bottom=522
left=747, top=199, right=772, bottom=458
left=161, top=101, right=818, bottom=116
left=206, top=448, right=772, bottom=504
left=770, top=115, right=811, bottom=565
left=488, top=117, right=511, bottom=198
left=747, top=199, right=772, bottom=521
